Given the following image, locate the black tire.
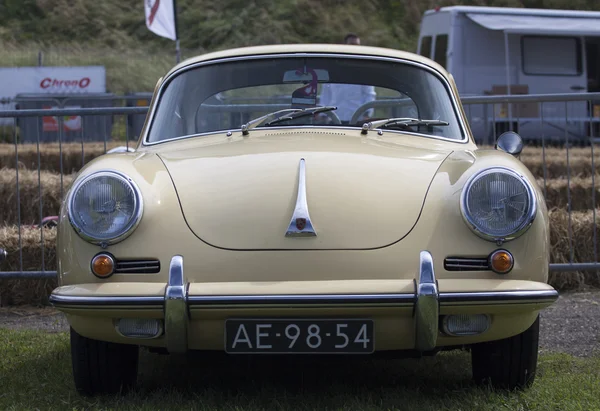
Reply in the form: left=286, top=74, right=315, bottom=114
left=70, top=327, right=139, bottom=396
left=471, top=316, right=539, bottom=390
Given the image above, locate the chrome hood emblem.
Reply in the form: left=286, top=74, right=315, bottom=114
left=285, top=158, right=317, bottom=237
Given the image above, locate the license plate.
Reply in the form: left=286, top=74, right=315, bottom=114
left=225, top=319, right=374, bottom=354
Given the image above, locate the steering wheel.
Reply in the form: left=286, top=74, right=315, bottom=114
left=349, top=108, right=375, bottom=125
left=323, top=110, right=342, bottom=125
left=310, top=109, right=342, bottom=125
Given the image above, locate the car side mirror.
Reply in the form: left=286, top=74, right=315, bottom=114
left=495, top=131, right=523, bottom=157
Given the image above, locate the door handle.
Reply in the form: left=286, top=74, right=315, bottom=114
left=571, top=85, right=586, bottom=91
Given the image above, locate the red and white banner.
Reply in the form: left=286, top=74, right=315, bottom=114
left=42, top=105, right=82, bottom=132
left=145, top=0, right=177, bottom=41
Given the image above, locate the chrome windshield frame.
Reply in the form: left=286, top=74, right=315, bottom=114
left=141, top=52, right=470, bottom=147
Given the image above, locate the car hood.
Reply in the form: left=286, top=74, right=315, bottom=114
left=157, top=130, right=452, bottom=250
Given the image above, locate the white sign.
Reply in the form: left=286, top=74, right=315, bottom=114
left=145, top=0, right=177, bottom=41
left=0, top=66, right=106, bottom=100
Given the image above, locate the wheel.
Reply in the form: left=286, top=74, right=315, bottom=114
left=70, top=327, right=139, bottom=396
left=471, top=316, right=539, bottom=390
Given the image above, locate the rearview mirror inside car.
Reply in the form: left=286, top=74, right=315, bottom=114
left=283, top=69, right=330, bottom=83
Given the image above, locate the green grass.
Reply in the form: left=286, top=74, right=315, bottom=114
left=1, top=329, right=599, bottom=410
left=3, top=0, right=600, bottom=94
left=0, top=44, right=173, bottom=95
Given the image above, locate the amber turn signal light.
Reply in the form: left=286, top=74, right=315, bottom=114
left=91, top=253, right=115, bottom=278
left=489, top=249, right=514, bottom=274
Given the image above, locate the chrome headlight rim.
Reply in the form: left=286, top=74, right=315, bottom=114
left=67, top=170, right=144, bottom=246
left=460, top=166, right=537, bottom=243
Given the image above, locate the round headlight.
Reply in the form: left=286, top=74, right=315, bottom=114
left=460, top=167, right=536, bottom=242
left=68, top=171, right=143, bottom=245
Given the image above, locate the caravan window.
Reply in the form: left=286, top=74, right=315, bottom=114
left=434, top=35, right=448, bottom=69
left=522, top=36, right=582, bottom=76
left=419, top=36, right=432, bottom=58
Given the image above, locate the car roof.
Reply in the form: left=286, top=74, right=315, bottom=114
left=164, top=44, right=449, bottom=79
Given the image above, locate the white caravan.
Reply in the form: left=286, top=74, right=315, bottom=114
left=417, top=6, right=600, bottom=144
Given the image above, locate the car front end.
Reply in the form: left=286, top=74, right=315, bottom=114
left=49, top=44, right=557, bottom=395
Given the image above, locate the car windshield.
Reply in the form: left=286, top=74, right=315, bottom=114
left=146, top=56, right=464, bottom=143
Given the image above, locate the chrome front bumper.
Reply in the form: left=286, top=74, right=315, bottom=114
left=50, top=251, right=559, bottom=354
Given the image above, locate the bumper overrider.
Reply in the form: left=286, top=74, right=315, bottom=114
left=49, top=251, right=558, bottom=353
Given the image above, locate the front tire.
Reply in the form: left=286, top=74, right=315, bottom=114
left=471, top=316, right=539, bottom=390
left=70, top=327, right=139, bottom=396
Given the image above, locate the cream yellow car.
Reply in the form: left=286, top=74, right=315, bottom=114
left=50, top=44, right=558, bottom=396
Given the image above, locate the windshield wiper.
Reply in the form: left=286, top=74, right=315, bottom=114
left=240, top=106, right=338, bottom=135
left=361, top=117, right=449, bottom=135
left=241, top=109, right=303, bottom=135
left=264, top=106, right=337, bottom=127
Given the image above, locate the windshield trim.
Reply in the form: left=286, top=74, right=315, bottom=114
left=143, top=125, right=465, bottom=146
left=141, top=53, right=469, bottom=147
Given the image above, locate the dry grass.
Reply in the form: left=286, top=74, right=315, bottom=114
left=540, top=176, right=600, bottom=211
left=1, top=144, right=600, bottom=179
left=2, top=208, right=600, bottom=304
left=0, top=226, right=57, bottom=306
left=518, top=146, right=599, bottom=179
left=0, top=142, right=122, bottom=173
left=521, top=146, right=597, bottom=156
left=524, top=155, right=599, bottom=180
left=548, top=208, right=600, bottom=290
left=521, top=146, right=600, bottom=179
left=0, top=168, right=74, bottom=226
left=4, top=167, right=599, bottom=228
left=2, top=143, right=600, bottom=304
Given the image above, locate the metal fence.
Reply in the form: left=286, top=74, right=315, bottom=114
left=461, top=92, right=600, bottom=146
left=0, top=94, right=153, bottom=142
left=461, top=92, right=600, bottom=275
left=1, top=92, right=600, bottom=280
left=0, top=106, right=146, bottom=280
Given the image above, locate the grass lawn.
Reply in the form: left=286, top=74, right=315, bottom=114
left=1, top=329, right=599, bottom=411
